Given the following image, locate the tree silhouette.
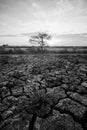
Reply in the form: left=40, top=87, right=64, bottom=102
left=29, top=32, right=51, bottom=52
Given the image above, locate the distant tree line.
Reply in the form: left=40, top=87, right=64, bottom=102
left=1, top=47, right=87, bottom=54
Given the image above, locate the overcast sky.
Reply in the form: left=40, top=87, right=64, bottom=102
left=0, top=0, right=87, bottom=46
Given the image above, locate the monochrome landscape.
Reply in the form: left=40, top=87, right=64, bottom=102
left=0, top=0, right=87, bottom=130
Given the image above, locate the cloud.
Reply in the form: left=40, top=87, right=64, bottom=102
left=0, top=0, right=87, bottom=46
left=21, top=33, right=35, bottom=37
left=0, top=34, right=20, bottom=37
left=54, top=33, right=87, bottom=38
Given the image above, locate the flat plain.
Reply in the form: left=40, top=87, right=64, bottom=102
left=0, top=54, right=87, bottom=130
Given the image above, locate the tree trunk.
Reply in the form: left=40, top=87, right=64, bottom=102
left=41, top=38, right=44, bottom=52
left=28, top=115, right=37, bottom=130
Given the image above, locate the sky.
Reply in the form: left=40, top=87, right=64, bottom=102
left=0, top=0, right=87, bottom=46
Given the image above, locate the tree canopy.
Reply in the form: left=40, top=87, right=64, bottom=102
left=29, top=32, right=51, bottom=51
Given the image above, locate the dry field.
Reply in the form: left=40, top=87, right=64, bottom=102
left=0, top=54, right=87, bottom=130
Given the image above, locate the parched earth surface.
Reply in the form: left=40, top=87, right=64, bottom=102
left=0, top=54, right=87, bottom=130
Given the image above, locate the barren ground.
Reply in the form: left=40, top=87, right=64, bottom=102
left=0, top=54, right=87, bottom=130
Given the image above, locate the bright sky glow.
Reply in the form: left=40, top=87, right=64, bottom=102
left=0, top=0, right=87, bottom=46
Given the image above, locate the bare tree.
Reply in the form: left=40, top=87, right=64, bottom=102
left=29, top=32, right=51, bottom=52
